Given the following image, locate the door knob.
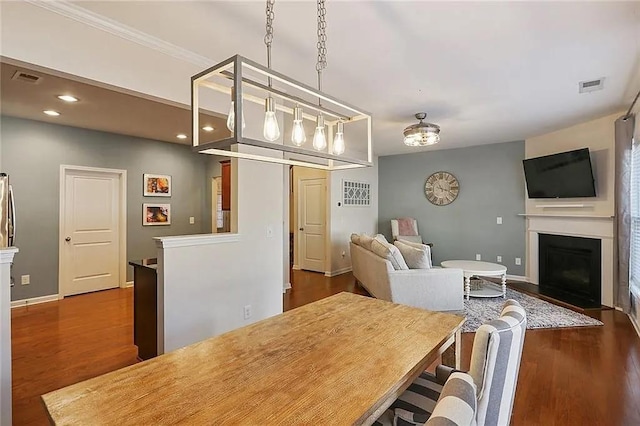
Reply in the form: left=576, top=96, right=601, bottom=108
left=299, top=228, right=304, bottom=231
left=65, top=237, right=71, bottom=242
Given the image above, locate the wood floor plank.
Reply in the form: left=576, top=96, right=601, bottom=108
left=10, top=270, right=640, bottom=425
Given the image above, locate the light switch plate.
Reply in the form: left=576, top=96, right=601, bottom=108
left=497, top=255, right=502, bottom=263
left=244, top=305, right=252, bottom=320
left=475, top=254, right=482, bottom=261
left=189, top=217, right=195, bottom=224
left=21, top=275, right=30, bottom=285
left=515, top=257, right=522, bottom=266
left=497, top=217, right=503, bottom=225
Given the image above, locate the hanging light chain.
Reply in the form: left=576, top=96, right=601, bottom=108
left=316, top=0, right=327, bottom=93
left=265, top=0, right=276, bottom=89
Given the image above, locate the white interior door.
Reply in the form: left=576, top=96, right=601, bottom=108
left=299, top=178, right=326, bottom=273
left=61, top=169, right=122, bottom=296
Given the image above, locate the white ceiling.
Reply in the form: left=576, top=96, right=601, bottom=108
left=0, top=61, right=228, bottom=145
left=1, top=1, right=639, bottom=156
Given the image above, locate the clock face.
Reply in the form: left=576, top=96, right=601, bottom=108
left=424, top=172, right=459, bottom=206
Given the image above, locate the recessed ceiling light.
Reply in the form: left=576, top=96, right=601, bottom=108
left=202, top=126, right=214, bottom=132
left=43, top=110, right=60, bottom=116
left=176, top=134, right=188, bottom=139
left=57, top=95, right=78, bottom=102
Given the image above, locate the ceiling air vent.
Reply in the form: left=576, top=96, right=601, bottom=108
left=11, top=70, right=43, bottom=84
left=579, top=78, right=604, bottom=94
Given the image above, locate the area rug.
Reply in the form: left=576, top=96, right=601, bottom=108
left=460, top=282, right=603, bottom=333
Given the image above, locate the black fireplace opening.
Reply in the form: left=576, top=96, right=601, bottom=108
left=539, top=233, right=601, bottom=308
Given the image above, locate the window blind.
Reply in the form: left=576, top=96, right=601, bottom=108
left=631, top=141, right=640, bottom=291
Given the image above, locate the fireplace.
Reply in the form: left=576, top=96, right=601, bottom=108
left=539, top=233, right=601, bottom=308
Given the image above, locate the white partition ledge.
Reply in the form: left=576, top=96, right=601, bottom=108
left=154, top=233, right=241, bottom=249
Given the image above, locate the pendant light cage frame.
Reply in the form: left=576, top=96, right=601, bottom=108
left=191, top=55, right=373, bottom=170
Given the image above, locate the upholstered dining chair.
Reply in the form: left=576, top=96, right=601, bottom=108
left=374, top=299, right=527, bottom=426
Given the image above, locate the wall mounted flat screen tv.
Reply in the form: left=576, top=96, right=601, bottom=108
left=522, top=148, right=596, bottom=198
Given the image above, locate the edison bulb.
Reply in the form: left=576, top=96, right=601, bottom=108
left=312, top=114, right=326, bottom=151
left=292, top=121, right=306, bottom=146
left=332, top=131, right=345, bottom=155
left=291, top=105, right=306, bottom=146
left=226, top=102, right=235, bottom=132
left=226, top=101, right=245, bottom=132
left=263, top=111, right=280, bottom=142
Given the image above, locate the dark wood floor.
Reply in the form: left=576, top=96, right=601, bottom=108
left=11, top=271, right=640, bottom=425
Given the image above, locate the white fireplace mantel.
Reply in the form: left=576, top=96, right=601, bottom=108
left=525, top=216, right=614, bottom=307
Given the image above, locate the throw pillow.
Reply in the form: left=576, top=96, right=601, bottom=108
left=371, top=239, right=409, bottom=270
left=394, top=241, right=431, bottom=269
left=396, top=239, right=432, bottom=268
left=374, top=234, right=389, bottom=244
left=359, top=234, right=375, bottom=251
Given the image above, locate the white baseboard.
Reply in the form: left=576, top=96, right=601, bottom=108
left=292, top=265, right=301, bottom=271
left=325, top=267, right=352, bottom=278
left=506, top=275, right=529, bottom=282
left=282, top=282, right=292, bottom=293
left=11, top=294, right=59, bottom=308
left=124, top=281, right=134, bottom=288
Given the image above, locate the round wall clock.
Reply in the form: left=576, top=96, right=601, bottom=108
left=424, top=171, right=459, bottom=206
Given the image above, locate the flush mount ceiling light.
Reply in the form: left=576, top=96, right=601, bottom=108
left=191, top=0, right=372, bottom=171
left=202, top=125, right=215, bottom=132
left=403, top=113, right=440, bottom=147
left=43, top=110, right=60, bottom=116
left=176, top=134, right=188, bottom=140
left=57, top=95, right=78, bottom=102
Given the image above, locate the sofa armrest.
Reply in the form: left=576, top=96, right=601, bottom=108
left=388, top=268, right=464, bottom=311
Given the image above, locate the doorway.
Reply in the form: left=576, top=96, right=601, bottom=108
left=59, top=165, right=126, bottom=297
left=290, top=167, right=327, bottom=273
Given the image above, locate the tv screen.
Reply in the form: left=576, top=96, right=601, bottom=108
left=523, top=148, right=596, bottom=198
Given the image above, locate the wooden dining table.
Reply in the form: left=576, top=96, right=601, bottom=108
left=42, top=292, right=465, bottom=425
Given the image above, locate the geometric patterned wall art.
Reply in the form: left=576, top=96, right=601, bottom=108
left=343, top=180, right=371, bottom=206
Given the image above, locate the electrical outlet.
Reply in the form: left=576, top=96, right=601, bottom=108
left=497, top=217, right=503, bottom=225
left=341, top=251, right=346, bottom=258
left=497, top=255, right=502, bottom=263
left=21, top=275, right=30, bottom=285
left=475, top=254, right=482, bottom=261
left=243, top=305, right=252, bottom=320
left=189, top=216, right=195, bottom=224
left=515, top=257, right=522, bottom=266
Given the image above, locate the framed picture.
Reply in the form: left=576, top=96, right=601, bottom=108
left=143, top=174, right=171, bottom=197
left=143, top=203, right=171, bottom=226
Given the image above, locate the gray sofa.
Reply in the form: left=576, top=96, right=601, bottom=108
left=350, top=242, right=464, bottom=311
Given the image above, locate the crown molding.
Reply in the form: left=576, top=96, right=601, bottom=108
left=25, top=0, right=212, bottom=68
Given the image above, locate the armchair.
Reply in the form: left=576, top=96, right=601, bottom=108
left=391, top=218, right=432, bottom=247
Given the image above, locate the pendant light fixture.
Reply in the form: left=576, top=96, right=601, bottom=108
left=403, top=113, right=440, bottom=146
left=191, top=0, right=373, bottom=171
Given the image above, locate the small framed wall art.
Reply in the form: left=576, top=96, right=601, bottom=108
left=143, top=203, right=171, bottom=226
left=143, top=174, right=171, bottom=197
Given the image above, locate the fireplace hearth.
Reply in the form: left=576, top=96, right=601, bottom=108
left=539, top=233, right=601, bottom=308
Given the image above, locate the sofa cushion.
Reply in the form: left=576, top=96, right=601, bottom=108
left=371, top=239, right=409, bottom=270
left=396, top=239, right=433, bottom=268
left=375, top=234, right=389, bottom=244
left=394, top=241, right=432, bottom=270
left=350, top=233, right=360, bottom=246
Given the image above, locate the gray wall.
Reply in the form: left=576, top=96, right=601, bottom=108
left=378, top=141, right=526, bottom=276
left=1, top=116, right=210, bottom=301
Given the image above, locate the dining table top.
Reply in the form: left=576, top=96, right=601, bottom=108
left=42, top=292, right=465, bottom=425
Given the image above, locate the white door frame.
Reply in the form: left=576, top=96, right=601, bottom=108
left=58, top=165, right=127, bottom=299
